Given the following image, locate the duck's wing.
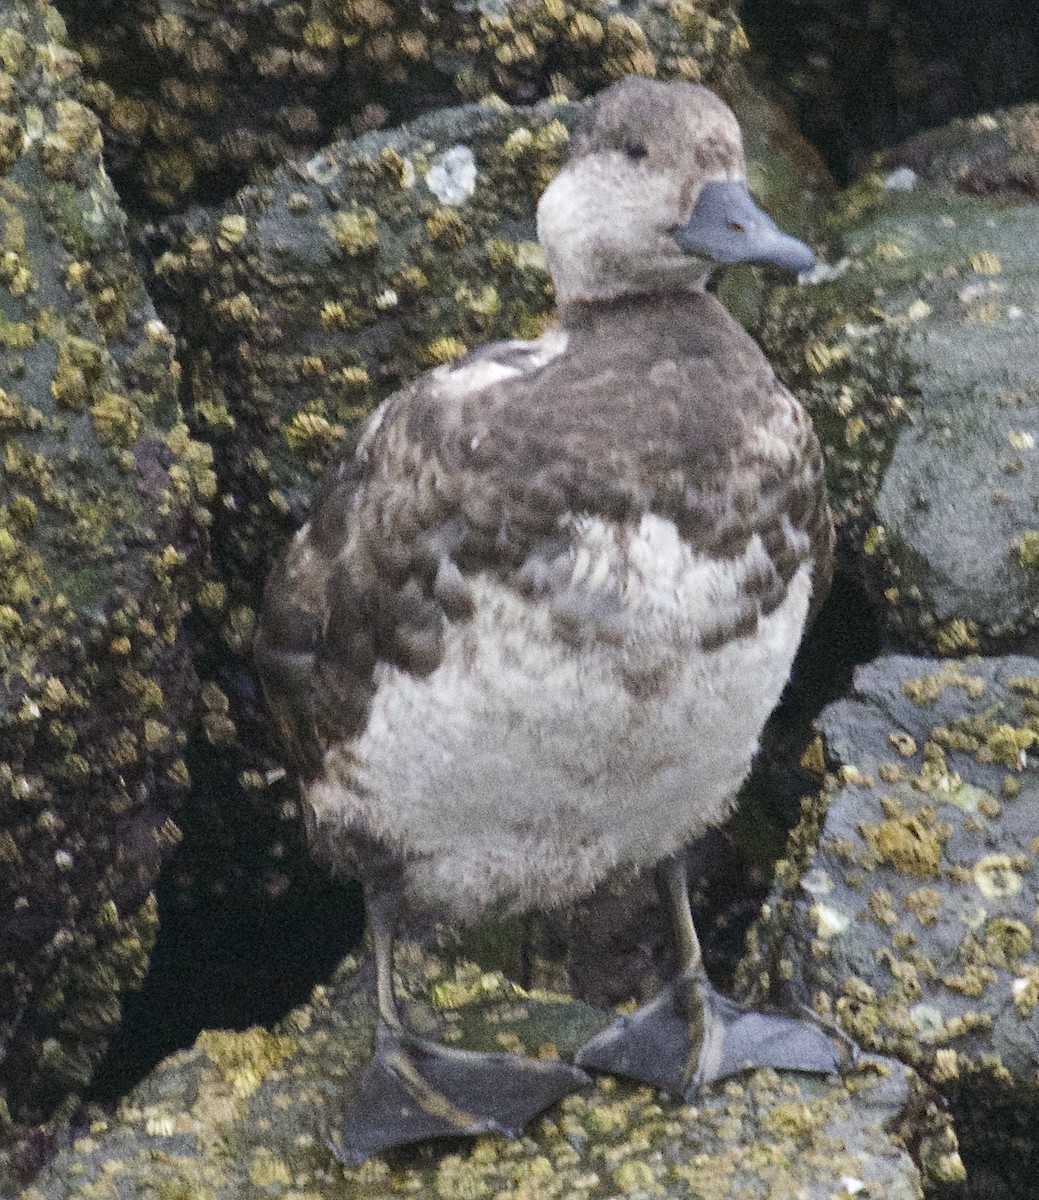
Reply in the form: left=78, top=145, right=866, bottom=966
left=735, top=376, right=833, bottom=627
left=252, top=334, right=579, bottom=778
left=624, top=349, right=833, bottom=648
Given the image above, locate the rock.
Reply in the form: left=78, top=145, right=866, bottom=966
left=738, top=654, right=1039, bottom=1189
left=0, top=0, right=210, bottom=1163
left=878, top=103, right=1039, bottom=201
left=21, top=944, right=958, bottom=1199
left=742, top=0, right=1039, bottom=181
left=65, top=0, right=749, bottom=212
left=758, top=124, right=1039, bottom=651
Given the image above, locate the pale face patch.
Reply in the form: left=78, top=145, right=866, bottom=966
left=537, top=160, right=708, bottom=304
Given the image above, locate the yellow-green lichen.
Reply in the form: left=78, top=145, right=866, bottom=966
left=426, top=206, right=469, bottom=247
left=196, top=1027, right=299, bottom=1098
left=984, top=723, right=1037, bottom=767
left=329, top=206, right=380, bottom=255
left=89, top=391, right=142, bottom=448
left=0, top=27, right=32, bottom=76
left=900, top=663, right=987, bottom=707
left=425, top=335, right=468, bottom=365
left=1013, top=530, right=1039, bottom=570
left=284, top=411, right=345, bottom=458
left=932, top=618, right=980, bottom=654
left=858, top=807, right=947, bottom=879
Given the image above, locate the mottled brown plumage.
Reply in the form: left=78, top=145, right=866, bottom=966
left=257, top=288, right=831, bottom=783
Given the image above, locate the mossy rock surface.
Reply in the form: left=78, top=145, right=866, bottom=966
left=65, top=0, right=748, bottom=212
left=760, top=136, right=1039, bottom=650
left=0, top=0, right=210, bottom=1149
left=21, top=945, right=958, bottom=1199
left=741, top=654, right=1039, bottom=1093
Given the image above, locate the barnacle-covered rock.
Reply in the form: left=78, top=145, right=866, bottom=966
left=878, top=102, right=1039, bottom=202
left=738, top=653, right=1039, bottom=1191
left=759, top=117, right=1039, bottom=651
left=21, top=943, right=957, bottom=1199
left=64, top=0, right=748, bottom=212
left=0, top=0, right=209, bottom=1161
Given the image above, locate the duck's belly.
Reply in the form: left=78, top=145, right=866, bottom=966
left=306, top=513, right=812, bottom=922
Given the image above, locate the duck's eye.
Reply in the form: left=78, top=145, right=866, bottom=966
left=624, top=141, right=648, bottom=162
left=728, top=220, right=746, bottom=233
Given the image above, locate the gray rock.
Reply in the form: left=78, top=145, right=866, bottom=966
left=872, top=200, right=1039, bottom=641
left=760, top=147, right=1039, bottom=650
left=744, top=653, right=1039, bottom=1094
left=20, top=945, right=960, bottom=1199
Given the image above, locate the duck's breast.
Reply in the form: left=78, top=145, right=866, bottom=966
left=306, top=509, right=812, bottom=921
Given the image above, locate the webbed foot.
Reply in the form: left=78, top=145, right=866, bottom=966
left=329, top=1023, right=591, bottom=1165
left=574, top=970, right=845, bottom=1101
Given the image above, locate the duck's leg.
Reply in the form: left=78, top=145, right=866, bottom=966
left=329, top=882, right=591, bottom=1165
left=574, top=855, right=844, bottom=1099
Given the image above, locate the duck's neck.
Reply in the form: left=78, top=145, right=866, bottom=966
left=557, top=286, right=717, bottom=331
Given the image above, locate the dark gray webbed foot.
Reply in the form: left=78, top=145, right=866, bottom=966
left=329, top=1022, right=590, bottom=1165
left=575, top=970, right=845, bottom=1101
left=574, top=855, right=849, bottom=1100
left=328, top=881, right=589, bottom=1165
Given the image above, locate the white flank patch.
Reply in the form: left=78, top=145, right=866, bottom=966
left=432, top=328, right=569, bottom=399
left=435, top=358, right=523, bottom=395
left=307, top=513, right=812, bottom=921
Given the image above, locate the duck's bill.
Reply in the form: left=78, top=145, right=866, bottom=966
left=671, top=180, right=816, bottom=276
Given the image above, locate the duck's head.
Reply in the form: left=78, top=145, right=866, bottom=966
left=537, top=76, right=816, bottom=306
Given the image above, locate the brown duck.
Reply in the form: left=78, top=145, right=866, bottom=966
left=256, top=75, right=839, bottom=1163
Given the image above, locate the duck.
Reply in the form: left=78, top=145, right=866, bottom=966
left=255, top=75, right=840, bottom=1165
